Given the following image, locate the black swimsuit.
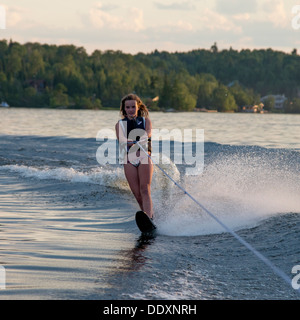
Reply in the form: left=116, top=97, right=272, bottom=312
left=119, top=116, right=152, bottom=154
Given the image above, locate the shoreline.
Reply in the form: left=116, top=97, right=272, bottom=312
left=0, top=105, right=292, bottom=114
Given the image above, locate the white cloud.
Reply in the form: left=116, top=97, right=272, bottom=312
left=5, top=5, right=26, bottom=27
left=156, top=20, right=194, bottom=32
left=0, top=0, right=298, bottom=54
left=232, top=13, right=251, bottom=21
left=129, top=7, right=144, bottom=31
left=199, top=8, right=242, bottom=33
left=215, top=0, right=292, bottom=29
left=89, top=3, right=119, bottom=29
left=215, top=0, right=293, bottom=29
left=89, top=2, right=144, bottom=32
left=154, top=1, right=196, bottom=11
left=176, top=20, right=193, bottom=31
left=259, top=0, right=289, bottom=28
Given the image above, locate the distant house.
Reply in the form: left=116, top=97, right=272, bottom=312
left=261, top=94, right=287, bottom=109
left=241, top=103, right=264, bottom=113
left=27, top=79, right=46, bottom=92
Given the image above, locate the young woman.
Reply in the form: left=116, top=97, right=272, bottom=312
left=115, top=93, right=154, bottom=219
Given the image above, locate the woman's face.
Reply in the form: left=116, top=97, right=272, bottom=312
left=124, top=100, right=138, bottom=119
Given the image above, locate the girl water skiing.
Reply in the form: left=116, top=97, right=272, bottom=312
left=115, top=93, right=154, bottom=219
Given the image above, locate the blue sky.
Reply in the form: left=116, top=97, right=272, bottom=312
left=0, top=0, right=299, bottom=53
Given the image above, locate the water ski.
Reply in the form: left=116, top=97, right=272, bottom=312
left=135, top=211, right=156, bottom=234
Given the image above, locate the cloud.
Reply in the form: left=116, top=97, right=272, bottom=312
left=154, top=1, right=196, bottom=11
left=216, top=0, right=291, bottom=29
left=99, top=4, right=119, bottom=12
left=215, top=0, right=258, bottom=15
left=1, top=0, right=298, bottom=55
left=89, top=4, right=119, bottom=29
left=4, top=5, right=28, bottom=28
left=259, top=0, right=289, bottom=28
left=89, top=2, right=144, bottom=32
left=232, top=13, right=251, bottom=22
left=175, top=20, right=193, bottom=31
left=198, top=8, right=242, bottom=33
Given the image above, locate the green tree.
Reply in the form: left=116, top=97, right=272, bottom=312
left=24, top=49, right=45, bottom=79
left=210, top=42, right=218, bottom=53
left=212, top=85, right=237, bottom=112
left=196, top=74, right=218, bottom=108
left=285, top=98, right=300, bottom=113
left=171, top=80, right=196, bottom=111
left=262, top=96, right=275, bottom=111
left=1, top=39, right=300, bottom=110
left=159, top=74, right=172, bottom=109
left=50, top=83, right=69, bottom=107
left=229, top=84, right=253, bottom=107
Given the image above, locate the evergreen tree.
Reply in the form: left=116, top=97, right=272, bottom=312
left=0, top=40, right=299, bottom=112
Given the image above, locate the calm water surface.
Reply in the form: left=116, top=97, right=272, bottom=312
left=1, top=108, right=299, bottom=149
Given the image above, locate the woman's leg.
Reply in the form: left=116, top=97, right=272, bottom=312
left=124, top=163, right=143, bottom=210
left=138, top=157, right=154, bottom=219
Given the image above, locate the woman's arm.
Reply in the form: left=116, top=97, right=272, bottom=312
left=115, top=122, right=121, bottom=141
left=115, top=122, right=127, bottom=143
left=115, top=121, right=134, bottom=146
left=145, top=117, right=152, bottom=138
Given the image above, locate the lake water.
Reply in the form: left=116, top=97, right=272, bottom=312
left=0, top=108, right=299, bottom=299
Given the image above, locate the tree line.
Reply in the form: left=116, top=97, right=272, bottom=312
left=0, top=39, right=300, bottom=113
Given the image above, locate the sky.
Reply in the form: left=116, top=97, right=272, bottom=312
left=0, top=0, right=300, bottom=54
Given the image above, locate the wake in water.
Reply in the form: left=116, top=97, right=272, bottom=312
left=1, top=139, right=299, bottom=237
left=154, top=145, right=300, bottom=236
left=0, top=164, right=130, bottom=191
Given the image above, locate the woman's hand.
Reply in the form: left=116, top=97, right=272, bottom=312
left=127, top=139, right=135, bottom=147
left=138, top=133, right=149, bottom=144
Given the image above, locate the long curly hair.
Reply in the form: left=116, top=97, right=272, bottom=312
left=120, top=93, right=149, bottom=118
